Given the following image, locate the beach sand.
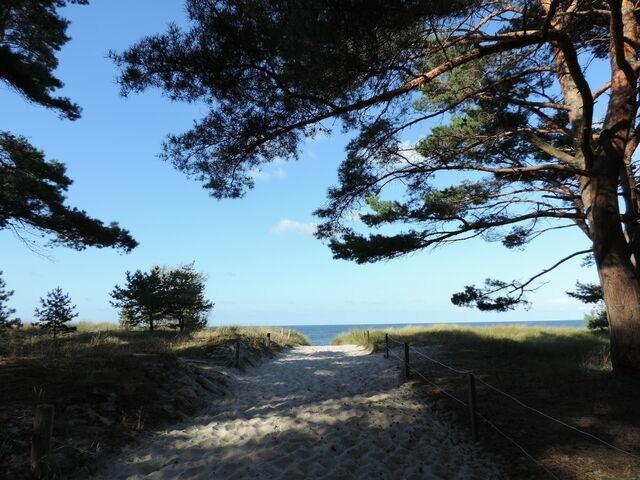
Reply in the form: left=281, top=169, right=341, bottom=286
left=89, top=345, right=504, bottom=479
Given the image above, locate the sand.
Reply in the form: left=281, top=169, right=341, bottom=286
left=89, top=345, right=504, bottom=479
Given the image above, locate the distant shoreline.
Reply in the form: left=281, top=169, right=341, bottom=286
left=273, top=320, right=585, bottom=345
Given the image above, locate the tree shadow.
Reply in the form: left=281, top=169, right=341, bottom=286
left=80, top=346, right=503, bottom=479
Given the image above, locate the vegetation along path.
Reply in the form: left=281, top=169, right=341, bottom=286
left=89, top=345, right=503, bottom=479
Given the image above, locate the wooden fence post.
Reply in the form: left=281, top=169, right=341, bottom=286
left=234, top=340, right=240, bottom=368
left=468, top=373, right=478, bottom=441
left=385, top=333, right=389, bottom=359
left=366, top=330, right=370, bottom=342
left=266, top=332, right=271, bottom=348
left=404, top=343, right=410, bottom=381
left=31, top=404, right=54, bottom=479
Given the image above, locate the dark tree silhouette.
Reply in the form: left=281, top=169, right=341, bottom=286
left=114, top=0, right=640, bottom=372
left=0, top=0, right=136, bottom=251
left=34, top=287, right=78, bottom=338
left=0, top=271, right=21, bottom=329
left=111, top=265, right=213, bottom=332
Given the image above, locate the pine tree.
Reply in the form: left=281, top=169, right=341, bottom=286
left=111, top=265, right=213, bottom=332
left=34, top=288, right=78, bottom=338
left=114, top=0, right=640, bottom=372
left=0, top=1, right=136, bottom=251
left=0, top=271, right=21, bottom=329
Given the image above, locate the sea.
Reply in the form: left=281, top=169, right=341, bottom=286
left=277, top=320, right=584, bottom=345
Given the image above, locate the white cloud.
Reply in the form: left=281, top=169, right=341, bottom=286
left=249, top=158, right=288, bottom=181
left=396, top=140, right=424, bottom=165
left=271, top=219, right=318, bottom=236
left=249, top=166, right=287, bottom=181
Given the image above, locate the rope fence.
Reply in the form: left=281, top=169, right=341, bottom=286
left=382, top=333, right=640, bottom=479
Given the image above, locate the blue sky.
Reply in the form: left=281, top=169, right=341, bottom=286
left=0, top=1, right=598, bottom=325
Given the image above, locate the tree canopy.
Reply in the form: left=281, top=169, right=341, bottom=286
left=111, top=265, right=213, bottom=332
left=0, top=0, right=136, bottom=251
left=114, top=0, right=640, bottom=372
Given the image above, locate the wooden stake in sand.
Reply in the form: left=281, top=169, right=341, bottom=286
left=234, top=340, right=240, bottom=368
left=404, top=343, right=410, bottom=381
left=385, top=333, right=389, bottom=359
left=266, top=332, right=271, bottom=348
left=31, top=404, right=54, bottom=479
left=468, top=373, right=478, bottom=441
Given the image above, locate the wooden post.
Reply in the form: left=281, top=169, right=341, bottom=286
left=404, top=343, right=410, bottom=381
left=266, top=332, right=271, bottom=348
left=468, top=373, right=478, bottom=441
left=366, top=330, right=370, bottom=342
left=31, top=404, right=54, bottom=479
left=234, top=340, right=240, bottom=368
left=385, top=333, right=389, bottom=359
left=287, top=329, right=291, bottom=339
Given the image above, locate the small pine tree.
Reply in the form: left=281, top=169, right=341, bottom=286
left=34, top=287, right=78, bottom=338
left=0, top=271, right=21, bottom=329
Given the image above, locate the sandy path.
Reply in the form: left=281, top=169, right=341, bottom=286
left=90, top=345, right=504, bottom=479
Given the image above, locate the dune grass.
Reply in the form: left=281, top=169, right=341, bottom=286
left=0, top=323, right=308, bottom=479
left=333, top=325, right=640, bottom=480
left=0, top=323, right=309, bottom=361
left=332, top=324, right=610, bottom=374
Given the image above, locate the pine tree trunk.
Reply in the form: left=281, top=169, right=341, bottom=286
left=596, top=248, right=640, bottom=373
left=592, top=164, right=640, bottom=374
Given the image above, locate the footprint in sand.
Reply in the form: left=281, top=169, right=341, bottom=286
left=86, top=345, right=505, bottom=480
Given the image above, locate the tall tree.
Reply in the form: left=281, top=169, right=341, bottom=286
left=34, top=287, right=78, bottom=338
left=0, top=271, right=21, bottom=328
left=0, top=0, right=136, bottom=251
left=114, top=0, right=640, bottom=373
left=111, top=267, right=165, bottom=332
left=163, top=264, right=213, bottom=332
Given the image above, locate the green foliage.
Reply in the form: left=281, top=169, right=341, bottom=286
left=584, top=305, right=608, bottom=332
left=0, top=0, right=88, bottom=119
left=0, top=133, right=137, bottom=251
left=567, top=282, right=604, bottom=304
left=0, top=1, right=136, bottom=252
left=0, top=271, right=21, bottom=329
left=567, top=282, right=608, bottom=331
left=34, top=287, right=78, bottom=338
left=113, top=0, right=640, bottom=372
left=111, top=265, right=214, bottom=332
left=111, top=0, right=608, bottom=308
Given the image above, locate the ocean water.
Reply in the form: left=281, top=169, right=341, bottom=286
left=278, top=320, right=584, bottom=346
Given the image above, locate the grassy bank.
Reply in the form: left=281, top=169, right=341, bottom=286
left=0, top=324, right=308, bottom=479
left=333, top=325, right=639, bottom=480
left=332, top=324, right=610, bottom=374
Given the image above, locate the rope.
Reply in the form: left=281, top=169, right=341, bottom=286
left=387, top=336, right=640, bottom=460
left=410, top=368, right=468, bottom=407
left=388, top=350, right=403, bottom=362
left=409, top=346, right=470, bottom=375
left=475, top=411, right=563, bottom=480
left=384, top=351, right=561, bottom=479
left=474, top=377, right=640, bottom=460
left=387, top=336, right=404, bottom=346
